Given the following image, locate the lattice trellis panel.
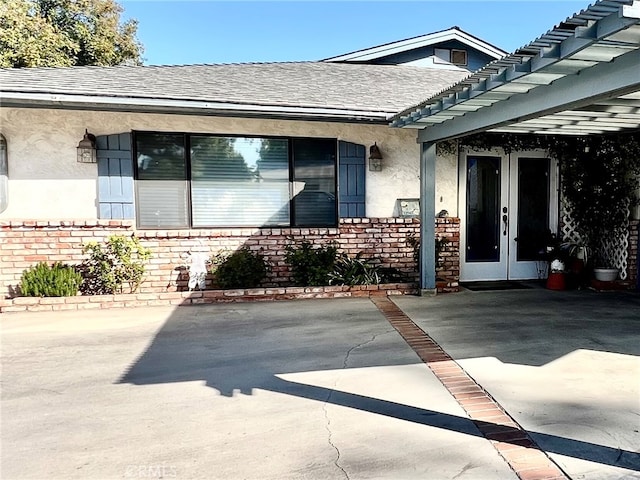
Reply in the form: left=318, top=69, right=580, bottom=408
left=560, top=195, right=630, bottom=280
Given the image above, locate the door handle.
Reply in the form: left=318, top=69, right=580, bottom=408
left=502, top=214, right=508, bottom=236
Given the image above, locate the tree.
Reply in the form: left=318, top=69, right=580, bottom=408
left=0, top=0, right=143, bottom=68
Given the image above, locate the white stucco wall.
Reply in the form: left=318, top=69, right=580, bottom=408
left=0, top=107, right=459, bottom=220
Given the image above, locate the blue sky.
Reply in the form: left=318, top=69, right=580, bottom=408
left=121, top=1, right=588, bottom=66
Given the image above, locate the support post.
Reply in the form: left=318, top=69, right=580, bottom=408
left=420, top=141, right=437, bottom=294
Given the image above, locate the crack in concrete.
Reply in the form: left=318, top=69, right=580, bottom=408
left=322, top=329, right=394, bottom=480
left=452, top=461, right=475, bottom=479
left=322, top=402, right=349, bottom=480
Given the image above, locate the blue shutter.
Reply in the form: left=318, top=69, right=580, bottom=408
left=338, top=141, right=366, bottom=218
left=96, top=133, right=134, bottom=219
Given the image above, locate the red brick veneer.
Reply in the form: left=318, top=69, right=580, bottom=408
left=0, top=218, right=460, bottom=302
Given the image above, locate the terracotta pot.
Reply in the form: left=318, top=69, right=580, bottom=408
left=546, top=272, right=566, bottom=290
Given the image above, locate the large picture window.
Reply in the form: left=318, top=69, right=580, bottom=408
left=134, top=132, right=337, bottom=228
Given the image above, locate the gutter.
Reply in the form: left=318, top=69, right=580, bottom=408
left=0, top=92, right=394, bottom=124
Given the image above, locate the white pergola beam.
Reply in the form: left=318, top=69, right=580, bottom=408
left=418, top=48, right=640, bottom=142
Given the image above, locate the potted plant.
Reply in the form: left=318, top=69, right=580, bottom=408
left=542, top=231, right=567, bottom=290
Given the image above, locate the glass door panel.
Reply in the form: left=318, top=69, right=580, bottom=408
left=466, top=156, right=501, bottom=262
left=516, top=158, right=550, bottom=261
left=508, top=152, right=558, bottom=280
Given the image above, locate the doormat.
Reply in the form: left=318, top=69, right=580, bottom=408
left=461, top=281, right=533, bottom=291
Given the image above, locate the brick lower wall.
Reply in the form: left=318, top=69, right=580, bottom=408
left=0, top=217, right=461, bottom=299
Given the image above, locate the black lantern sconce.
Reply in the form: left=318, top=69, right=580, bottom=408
left=77, top=129, right=97, bottom=163
left=368, top=143, right=383, bottom=171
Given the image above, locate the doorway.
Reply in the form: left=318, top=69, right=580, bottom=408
left=459, top=149, right=558, bottom=282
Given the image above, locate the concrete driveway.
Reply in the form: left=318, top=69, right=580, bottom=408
left=1, top=288, right=639, bottom=479
left=395, top=288, right=640, bottom=480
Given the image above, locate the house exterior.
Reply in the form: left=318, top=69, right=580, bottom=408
left=0, top=28, right=507, bottom=301
left=1, top=6, right=638, bottom=305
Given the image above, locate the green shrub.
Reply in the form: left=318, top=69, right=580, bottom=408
left=407, top=234, right=449, bottom=270
left=20, top=262, right=82, bottom=297
left=79, top=235, right=152, bottom=294
left=212, top=247, right=270, bottom=289
left=284, top=240, right=338, bottom=286
left=328, top=253, right=382, bottom=286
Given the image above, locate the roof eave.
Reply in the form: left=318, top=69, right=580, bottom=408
left=0, top=92, right=394, bottom=124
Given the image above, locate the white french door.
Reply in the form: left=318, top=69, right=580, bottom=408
left=459, top=149, right=558, bottom=282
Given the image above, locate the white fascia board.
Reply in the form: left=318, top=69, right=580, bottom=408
left=417, top=47, right=640, bottom=142
left=325, top=29, right=506, bottom=62
left=0, top=92, right=393, bottom=121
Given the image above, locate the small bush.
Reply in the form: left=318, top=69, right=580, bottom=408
left=328, top=253, right=382, bottom=286
left=407, top=234, right=449, bottom=270
left=378, top=267, right=409, bottom=283
left=284, top=240, right=339, bottom=286
left=212, top=247, right=270, bottom=289
left=79, top=235, right=151, bottom=294
left=20, top=262, right=82, bottom=297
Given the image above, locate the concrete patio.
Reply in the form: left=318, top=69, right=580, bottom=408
left=1, top=287, right=638, bottom=479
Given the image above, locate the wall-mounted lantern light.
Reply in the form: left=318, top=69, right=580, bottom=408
left=368, top=143, right=383, bottom=172
left=77, top=129, right=97, bottom=163
left=0, top=133, right=8, bottom=213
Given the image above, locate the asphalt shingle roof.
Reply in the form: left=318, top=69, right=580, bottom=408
left=0, top=62, right=469, bottom=118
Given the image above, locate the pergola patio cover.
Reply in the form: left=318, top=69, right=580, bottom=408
left=392, top=0, right=640, bottom=141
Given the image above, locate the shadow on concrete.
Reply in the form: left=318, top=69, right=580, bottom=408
left=117, top=295, right=640, bottom=472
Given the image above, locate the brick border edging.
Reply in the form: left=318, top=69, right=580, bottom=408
left=0, top=283, right=418, bottom=313
left=370, top=296, right=569, bottom=480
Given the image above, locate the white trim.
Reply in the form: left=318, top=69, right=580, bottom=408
left=324, top=28, right=506, bottom=63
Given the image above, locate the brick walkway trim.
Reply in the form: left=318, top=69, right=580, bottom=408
left=370, top=296, right=569, bottom=480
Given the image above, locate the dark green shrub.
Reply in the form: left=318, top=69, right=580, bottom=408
left=378, top=267, right=409, bottom=283
left=20, top=262, right=82, bottom=297
left=79, top=235, right=152, bottom=294
left=212, top=247, right=269, bottom=289
left=407, top=234, right=449, bottom=270
left=284, top=240, right=338, bottom=286
left=328, top=253, right=381, bottom=286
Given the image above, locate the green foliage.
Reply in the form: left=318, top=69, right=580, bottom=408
left=328, top=253, right=382, bottom=286
left=79, top=235, right=151, bottom=294
left=20, top=262, right=82, bottom=297
left=548, top=133, right=640, bottom=266
left=284, top=240, right=339, bottom=286
left=407, top=234, right=449, bottom=270
left=459, top=132, right=550, bottom=154
left=212, top=247, right=270, bottom=289
left=0, top=0, right=143, bottom=68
